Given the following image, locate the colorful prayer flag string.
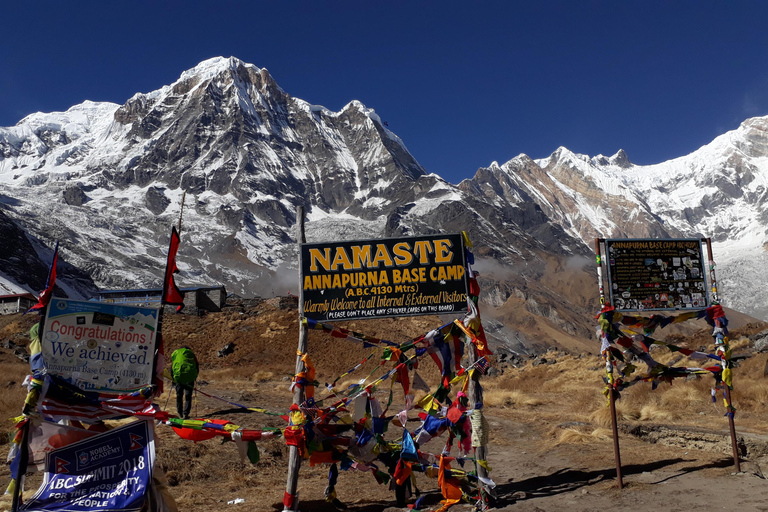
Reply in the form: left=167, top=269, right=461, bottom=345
left=597, top=304, right=734, bottom=408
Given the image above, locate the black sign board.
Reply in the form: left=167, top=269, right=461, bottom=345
left=605, top=238, right=709, bottom=312
left=301, top=233, right=469, bottom=321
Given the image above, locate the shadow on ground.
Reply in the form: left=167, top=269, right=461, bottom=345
left=270, top=493, right=446, bottom=512
left=494, top=457, right=737, bottom=506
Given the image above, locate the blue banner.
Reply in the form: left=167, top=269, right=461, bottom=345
left=21, top=420, right=154, bottom=512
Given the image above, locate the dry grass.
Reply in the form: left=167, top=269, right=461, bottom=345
left=552, top=427, right=612, bottom=445
left=250, top=370, right=275, bottom=382
left=204, top=365, right=262, bottom=382
left=483, top=387, right=545, bottom=408
left=486, top=354, right=605, bottom=422
left=486, top=338, right=768, bottom=434
left=0, top=320, right=28, bottom=340
left=0, top=309, right=765, bottom=510
left=638, top=403, right=676, bottom=422
left=0, top=362, right=29, bottom=447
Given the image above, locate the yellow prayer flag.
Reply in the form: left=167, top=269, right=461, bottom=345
left=450, top=373, right=468, bottom=386
left=723, top=368, right=733, bottom=389
left=462, top=231, right=474, bottom=249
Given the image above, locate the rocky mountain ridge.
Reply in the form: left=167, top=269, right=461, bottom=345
left=475, top=120, right=768, bottom=319
left=1, top=56, right=766, bottom=354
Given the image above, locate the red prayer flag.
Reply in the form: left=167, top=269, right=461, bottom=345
left=172, top=419, right=230, bottom=442
left=396, top=363, right=410, bottom=395
left=161, top=226, right=184, bottom=306
left=394, top=459, right=412, bottom=485
left=26, top=241, right=58, bottom=314
left=283, top=492, right=296, bottom=509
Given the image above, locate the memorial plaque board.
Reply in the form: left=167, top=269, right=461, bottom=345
left=605, top=238, right=709, bottom=312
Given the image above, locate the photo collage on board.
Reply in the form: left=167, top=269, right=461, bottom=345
left=605, top=239, right=708, bottom=312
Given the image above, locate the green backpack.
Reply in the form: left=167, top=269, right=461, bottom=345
left=171, top=347, right=199, bottom=385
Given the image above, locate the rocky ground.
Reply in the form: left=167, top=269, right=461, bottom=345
left=0, top=299, right=767, bottom=511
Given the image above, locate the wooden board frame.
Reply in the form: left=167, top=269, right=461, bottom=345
left=283, top=207, right=490, bottom=510
left=594, top=237, right=740, bottom=489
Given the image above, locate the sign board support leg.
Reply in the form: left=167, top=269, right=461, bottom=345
left=466, top=340, right=491, bottom=506
left=595, top=238, right=606, bottom=306
left=11, top=419, right=30, bottom=512
left=608, top=387, right=623, bottom=489
left=596, top=237, right=622, bottom=487
left=284, top=206, right=307, bottom=512
left=724, top=386, right=741, bottom=472
left=703, top=238, right=741, bottom=472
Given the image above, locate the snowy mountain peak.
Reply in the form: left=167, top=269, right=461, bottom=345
left=734, top=115, right=768, bottom=158
left=113, top=56, right=287, bottom=127
left=178, top=56, right=260, bottom=83
left=341, top=100, right=380, bottom=120
left=537, top=146, right=591, bottom=169
left=591, top=149, right=632, bottom=169
left=609, top=149, right=631, bottom=167
left=0, top=56, right=436, bottom=297
left=1, top=56, right=767, bottom=328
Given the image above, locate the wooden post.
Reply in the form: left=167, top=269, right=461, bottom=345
left=596, top=238, right=622, bottom=487
left=284, top=206, right=308, bottom=511
left=595, top=238, right=606, bottom=306
left=703, top=238, right=719, bottom=304
left=608, top=387, right=624, bottom=489
left=703, top=238, right=740, bottom=471
left=465, top=339, right=490, bottom=502
left=724, top=385, right=741, bottom=472
left=177, top=191, right=186, bottom=235
left=11, top=419, right=30, bottom=512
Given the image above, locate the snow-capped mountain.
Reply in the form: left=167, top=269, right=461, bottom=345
left=0, top=56, right=766, bottom=350
left=0, top=58, right=580, bottom=298
left=459, top=121, right=768, bottom=320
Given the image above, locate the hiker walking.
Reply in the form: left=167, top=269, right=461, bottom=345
left=171, top=346, right=199, bottom=419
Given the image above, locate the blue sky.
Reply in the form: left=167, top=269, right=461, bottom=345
left=2, top=1, right=767, bottom=183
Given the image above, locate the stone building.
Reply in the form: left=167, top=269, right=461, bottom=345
left=0, top=293, right=37, bottom=315
left=94, top=285, right=227, bottom=313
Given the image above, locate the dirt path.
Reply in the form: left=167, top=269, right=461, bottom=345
left=2, top=380, right=766, bottom=512
left=479, top=412, right=767, bottom=512
left=2, top=306, right=767, bottom=512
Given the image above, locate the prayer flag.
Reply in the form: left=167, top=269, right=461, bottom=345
left=412, top=371, right=431, bottom=392
left=437, top=455, right=463, bottom=512
left=26, top=241, right=58, bottom=314
left=161, top=226, right=184, bottom=308
left=425, top=330, right=463, bottom=376
left=476, top=357, right=490, bottom=375
left=28, top=323, right=44, bottom=372
left=39, top=376, right=157, bottom=423
left=401, top=428, right=418, bottom=461
left=10, top=418, right=98, bottom=472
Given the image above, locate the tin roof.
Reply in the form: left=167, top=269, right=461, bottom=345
left=94, top=285, right=225, bottom=297
left=0, top=293, right=37, bottom=301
